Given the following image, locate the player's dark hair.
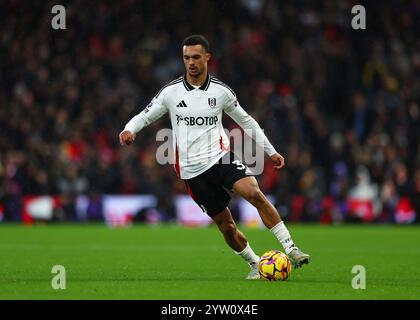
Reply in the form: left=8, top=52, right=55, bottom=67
left=182, top=35, right=210, bottom=53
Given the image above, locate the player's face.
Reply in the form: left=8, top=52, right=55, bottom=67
left=183, top=45, right=210, bottom=78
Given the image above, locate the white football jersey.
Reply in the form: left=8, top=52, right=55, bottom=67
left=124, top=74, right=277, bottom=179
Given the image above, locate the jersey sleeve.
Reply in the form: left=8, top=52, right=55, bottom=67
left=123, top=90, right=169, bottom=134
left=223, top=91, right=278, bottom=157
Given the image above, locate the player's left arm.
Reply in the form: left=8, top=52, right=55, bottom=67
left=224, top=96, right=285, bottom=169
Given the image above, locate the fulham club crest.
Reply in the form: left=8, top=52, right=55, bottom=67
left=208, top=98, right=216, bottom=108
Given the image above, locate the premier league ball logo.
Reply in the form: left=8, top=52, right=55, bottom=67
left=208, top=98, right=216, bottom=108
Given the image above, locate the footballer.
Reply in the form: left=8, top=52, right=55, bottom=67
left=119, top=35, right=310, bottom=279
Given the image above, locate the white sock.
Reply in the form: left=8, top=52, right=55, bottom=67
left=270, top=221, right=296, bottom=255
left=234, top=242, right=260, bottom=266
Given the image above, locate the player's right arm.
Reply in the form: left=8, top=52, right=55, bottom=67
left=119, top=93, right=168, bottom=146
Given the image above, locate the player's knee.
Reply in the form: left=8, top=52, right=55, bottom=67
left=220, top=221, right=237, bottom=238
left=246, top=188, right=266, bottom=207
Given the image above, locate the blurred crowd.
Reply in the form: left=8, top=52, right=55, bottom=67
left=0, top=0, right=419, bottom=223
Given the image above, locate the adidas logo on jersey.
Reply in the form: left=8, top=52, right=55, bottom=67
left=176, top=100, right=188, bottom=108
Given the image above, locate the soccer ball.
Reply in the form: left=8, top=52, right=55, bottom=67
left=258, top=249, right=292, bottom=281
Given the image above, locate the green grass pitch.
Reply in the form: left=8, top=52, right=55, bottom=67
left=0, top=223, right=419, bottom=300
